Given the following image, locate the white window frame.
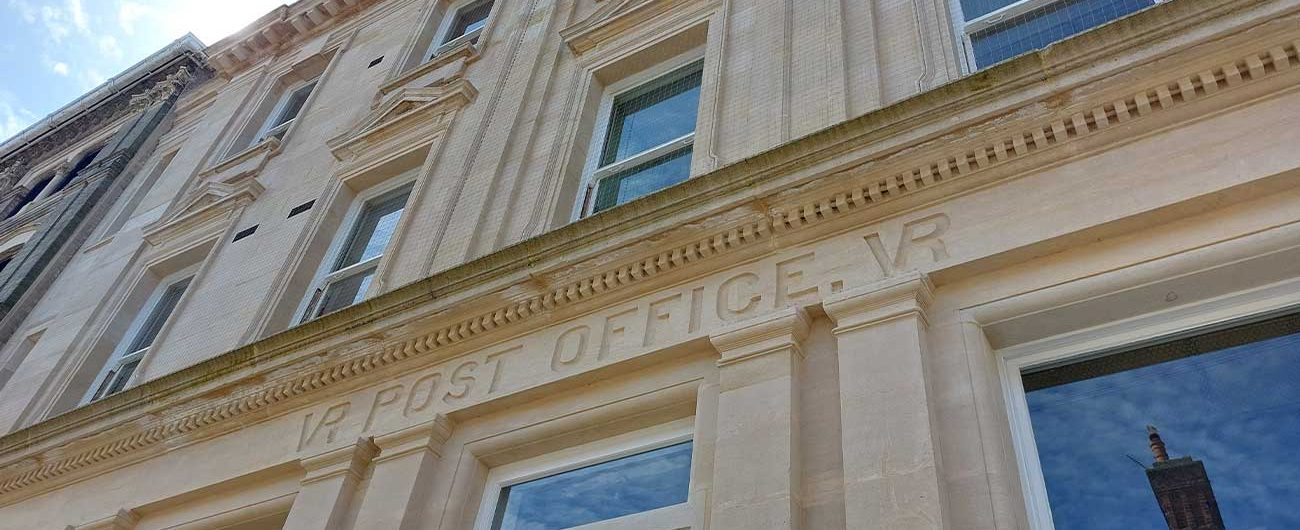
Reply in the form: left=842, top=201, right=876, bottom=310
left=571, top=47, right=706, bottom=221
left=426, top=0, right=495, bottom=60
left=996, top=276, right=1300, bottom=530
left=472, top=418, right=696, bottom=530
left=951, top=0, right=1169, bottom=71
left=297, top=178, right=415, bottom=323
left=82, top=263, right=199, bottom=404
left=251, top=78, right=319, bottom=147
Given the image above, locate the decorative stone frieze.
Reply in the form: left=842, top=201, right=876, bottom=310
left=2, top=16, right=1298, bottom=507
left=206, top=0, right=384, bottom=78
left=128, top=67, right=195, bottom=113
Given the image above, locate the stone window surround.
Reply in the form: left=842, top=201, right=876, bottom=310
left=471, top=418, right=695, bottom=530
left=568, top=42, right=710, bottom=222
left=81, top=262, right=201, bottom=405
left=219, top=48, right=340, bottom=167
left=295, top=173, right=418, bottom=323
left=976, top=236, right=1300, bottom=530
left=399, top=0, right=501, bottom=75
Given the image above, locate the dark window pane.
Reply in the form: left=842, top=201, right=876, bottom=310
left=269, top=81, right=317, bottom=130
left=491, top=441, right=693, bottom=530
left=446, top=0, right=493, bottom=43
left=1025, top=315, right=1300, bottom=530
left=592, top=147, right=692, bottom=213
left=960, top=0, right=1021, bottom=19
left=334, top=186, right=411, bottom=270
left=125, top=276, right=192, bottom=354
left=104, top=359, right=140, bottom=397
left=600, top=64, right=702, bottom=166
left=971, top=0, right=1153, bottom=67
left=317, top=268, right=376, bottom=317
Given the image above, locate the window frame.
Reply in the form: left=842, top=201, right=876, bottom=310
left=472, top=418, right=695, bottom=530
left=250, top=78, right=320, bottom=148
left=571, top=48, right=706, bottom=220
left=426, top=0, right=496, bottom=61
left=996, top=277, right=1300, bottom=530
left=951, top=0, right=1168, bottom=71
left=82, top=263, right=199, bottom=404
left=297, top=178, right=415, bottom=323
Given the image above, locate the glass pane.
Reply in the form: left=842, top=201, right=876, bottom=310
left=104, top=359, right=140, bottom=397
left=970, top=0, right=1153, bottom=67
left=491, top=441, right=693, bottom=530
left=446, top=0, right=493, bottom=43
left=333, top=187, right=412, bottom=271
left=317, top=268, right=376, bottom=317
left=124, top=276, right=192, bottom=354
left=960, top=0, right=1020, bottom=20
left=1024, top=316, right=1300, bottom=530
left=271, top=81, right=316, bottom=130
left=592, top=147, right=692, bottom=213
left=600, top=64, right=703, bottom=166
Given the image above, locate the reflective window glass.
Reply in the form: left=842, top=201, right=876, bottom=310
left=445, top=0, right=494, bottom=44
left=970, top=0, right=1154, bottom=67
left=600, top=65, right=702, bottom=166
left=1024, top=315, right=1300, bottom=529
left=592, top=147, right=692, bottom=214
left=490, top=441, right=693, bottom=530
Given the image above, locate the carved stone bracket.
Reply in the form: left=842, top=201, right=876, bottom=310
left=128, top=66, right=195, bottom=113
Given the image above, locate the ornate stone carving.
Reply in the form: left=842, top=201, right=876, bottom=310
left=129, top=67, right=195, bottom=112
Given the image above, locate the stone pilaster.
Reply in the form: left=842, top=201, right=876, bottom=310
left=0, top=185, right=30, bottom=219
left=708, top=307, right=809, bottom=530
left=282, top=438, right=378, bottom=530
left=350, top=416, right=454, bottom=530
left=823, top=272, right=947, bottom=530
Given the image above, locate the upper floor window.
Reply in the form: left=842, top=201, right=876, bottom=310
left=476, top=427, right=694, bottom=530
left=301, top=182, right=413, bottom=321
left=426, top=0, right=495, bottom=60
left=957, top=0, right=1160, bottom=68
left=580, top=59, right=704, bottom=217
left=252, top=78, right=318, bottom=147
left=84, top=268, right=195, bottom=403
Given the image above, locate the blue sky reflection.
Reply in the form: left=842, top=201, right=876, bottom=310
left=492, top=441, right=692, bottom=530
left=1026, top=331, right=1300, bottom=530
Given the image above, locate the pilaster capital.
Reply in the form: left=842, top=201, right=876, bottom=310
left=372, top=414, right=454, bottom=464
left=300, top=437, right=378, bottom=486
left=68, top=509, right=139, bottom=530
left=709, top=307, right=811, bottom=367
left=823, top=271, right=934, bottom=334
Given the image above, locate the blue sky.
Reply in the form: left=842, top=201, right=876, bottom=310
left=1, top=0, right=285, bottom=142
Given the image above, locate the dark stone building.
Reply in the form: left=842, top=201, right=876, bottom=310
left=1147, top=426, right=1227, bottom=530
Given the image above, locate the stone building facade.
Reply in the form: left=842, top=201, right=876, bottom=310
left=0, top=0, right=1297, bottom=529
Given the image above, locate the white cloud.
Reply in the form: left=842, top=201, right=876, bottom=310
left=7, top=0, right=37, bottom=23
left=65, top=0, right=88, bottom=33
left=0, top=90, right=37, bottom=142
left=51, top=62, right=69, bottom=76
left=97, top=35, right=123, bottom=60
left=116, top=1, right=151, bottom=36
left=40, top=5, right=71, bottom=44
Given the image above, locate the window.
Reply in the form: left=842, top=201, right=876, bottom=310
left=302, top=183, right=412, bottom=321
left=580, top=59, right=703, bottom=217
left=437, top=0, right=494, bottom=52
left=955, top=0, right=1161, bottom=69
left=252, top=79, right=318, bottom=147
left=85, top=270, right=195, bottom=402
left=1015, top=313, right=1300, bottom=529
left=476, top=425, right=694, bottom=530
left=50, top=145, right=102, bottom=195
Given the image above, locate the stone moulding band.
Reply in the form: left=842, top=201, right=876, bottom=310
left=1, top=36, right=1298, bottom=502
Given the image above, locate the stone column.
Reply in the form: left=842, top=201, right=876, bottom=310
left=0, top=185, right=29, bottom=219
left=708, top=307, right=809, bottom=530
left=33, top=162, right=71, bottom=204
left=823, top=272, right=947, bottom=530
left=350, top=416, right=454, bottom=530
left=282, top=438, right=377, bottom=530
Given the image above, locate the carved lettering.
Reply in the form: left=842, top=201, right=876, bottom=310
left=599, top=308, right=638, bottom=360
left=865, top=213, right=950, bottom=276
left=717, top=272, right=762, bottom=321
left=444, top=360, right=479, bottom=402
left=645, top=294, right=683, bottom=347
left=776, top=253, right=818, bottom=308
left=298, top=402, right=350, bottom=451
left=364, top=384, right=405, bottom=431
left=552, top=326, right=590, bottom=371
left=404, top=372, right=443, bottom=417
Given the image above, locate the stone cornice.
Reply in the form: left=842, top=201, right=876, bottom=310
left=0, top=0, right=1295, bottom=503
left=205, top=0, right=385, bottom=78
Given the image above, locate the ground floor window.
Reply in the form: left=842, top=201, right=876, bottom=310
left=477, top=422, right=694, bottom=530
left=1021, top=313, right=1300, bottom=529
